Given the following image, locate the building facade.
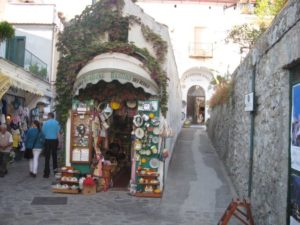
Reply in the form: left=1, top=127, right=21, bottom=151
left=137, top=0, right=256, bottom=124
left=0, top=1, right=62, bottom=154
left=54, top=0, right=182, bottom=195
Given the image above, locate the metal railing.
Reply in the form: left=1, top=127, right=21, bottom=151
left=188, top=42, right=213, bottom=58
left=24, top=49, right=49, bottom=81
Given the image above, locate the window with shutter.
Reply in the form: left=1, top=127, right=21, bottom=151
left=5, top=36, right=26, bottom=67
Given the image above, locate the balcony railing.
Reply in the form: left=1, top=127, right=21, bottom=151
left=189, top=42, right=213, bottom=58
left=24, top=49, right=48, bottom=81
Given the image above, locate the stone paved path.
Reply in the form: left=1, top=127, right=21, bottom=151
left=0, top=128, right=238, bottom=225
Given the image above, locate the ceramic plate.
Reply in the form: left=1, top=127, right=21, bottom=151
left=134, top=140, right=142, bottom=151
left=153, top=127, right=160, bottom=135
left=133, top=115, right=144, bottom=127
left=152, top=136, right=159, bottom=144
left=135, top=128, right=145, bottom=139
left=149, top=158, right=160, bottom=169
left=126, top=100, right=137, bottom=109
left=152, top=119, right=160, bottom=127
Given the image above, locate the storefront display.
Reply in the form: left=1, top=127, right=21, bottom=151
left=132, top=100, right=163, bottom=198
left=52, top=166, right=80, bottom=194
left=60, top=82, right=165, bottom=197
left=71, top=112, right=92, bottom=163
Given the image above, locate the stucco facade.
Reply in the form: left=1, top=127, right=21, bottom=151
left=137, top=1, right=256, bottom=122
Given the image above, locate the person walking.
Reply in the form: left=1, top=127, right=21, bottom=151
left=25, top=120, right=44, bottom=177
left=0, top=124, right=13, bottom=177
left=42, top=112, right=60, bottom=178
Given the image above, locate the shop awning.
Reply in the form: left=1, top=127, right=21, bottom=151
left=0, top=73, right=11, bottom=99
left=0, top=72, right=44, bottom=96
left=73, top=53, right=159, bottom=96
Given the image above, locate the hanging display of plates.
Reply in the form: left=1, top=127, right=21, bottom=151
left=133, top=115, right=143, bottom=127
left=149, top=158, right=160, bottom=169
left=135, top=128, right=145, bottom=139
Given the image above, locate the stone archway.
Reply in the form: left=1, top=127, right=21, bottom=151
left=186, top=85, right=205, bottom=124
left=181, top=67, right=214, bottom=123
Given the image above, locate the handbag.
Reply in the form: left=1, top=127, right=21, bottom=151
left=24, top=131, right=40, bottom=159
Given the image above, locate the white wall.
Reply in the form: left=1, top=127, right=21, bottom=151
left=137, top=2, right=256, bottom=77
left=4, top=3, right=56, bottom=24
left=1, top=2, right=63, bottom=85
left=14, top=25, right=53, bottom=74
left=137, top=1, right=256, bottom=121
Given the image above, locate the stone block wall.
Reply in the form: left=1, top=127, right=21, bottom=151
left=207, top=1, right=300, bottom=224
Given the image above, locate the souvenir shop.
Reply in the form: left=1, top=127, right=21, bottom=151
left=0, top=73, right=51, bottom=160
left=53, top=67, right=171, bottom=197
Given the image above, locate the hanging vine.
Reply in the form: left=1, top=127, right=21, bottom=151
left=55, top=0, right=168, bottom=125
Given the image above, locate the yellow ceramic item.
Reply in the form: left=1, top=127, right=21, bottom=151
left=149, top=113, right=155, bottom=119
left=154, top=189, right=161, bottom=194
left=110, top=101, right=121, bottom=110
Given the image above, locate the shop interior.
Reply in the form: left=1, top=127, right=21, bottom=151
left=76, top=80, right=151, bottom=189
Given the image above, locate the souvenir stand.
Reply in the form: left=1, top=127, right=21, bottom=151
left=70, top=101, right=94, bottom=174
left=53, top=80, right=166, bottom=196
left=132, top=100, right=163, bottom=198
left=52, top=101, right=93, bottom=194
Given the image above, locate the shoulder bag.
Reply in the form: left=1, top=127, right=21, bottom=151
left=24, top=131, right=40, bottom=159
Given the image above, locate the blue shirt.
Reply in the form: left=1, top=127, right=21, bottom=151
left=42, top=119, right=60, bottom=140
left=25, top=128, right=45, bottom=149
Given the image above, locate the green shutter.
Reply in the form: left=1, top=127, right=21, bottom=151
left=5, top=36, right=26, bottom=67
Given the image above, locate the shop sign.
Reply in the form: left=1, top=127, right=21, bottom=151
left=74, top=70, right=158, bottom=95
left=290, top=83, right=300, bottom=225
left=138, top=100, right=159, bottom=112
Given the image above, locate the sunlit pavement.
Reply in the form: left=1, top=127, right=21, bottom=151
left=0, top=128, right=237, bottom=225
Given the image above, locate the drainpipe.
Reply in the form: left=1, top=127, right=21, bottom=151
left=248, top=64, right=256, bottom=198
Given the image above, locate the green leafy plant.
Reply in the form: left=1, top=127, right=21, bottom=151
left=208, top=80, right=233, bottom=109
left=226, top=0, right=287, bottom=51
left=55, top=0, right=168, bottom=125
left=0, top=21, right=15, bottom=42
left=226, top=24, right=265, bottom=53
left=255, top=0, right=287, bottom=17
left=29, top=64, right=47, bottom=79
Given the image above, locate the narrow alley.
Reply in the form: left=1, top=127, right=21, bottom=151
left=0, top=127, right=237, bottom=225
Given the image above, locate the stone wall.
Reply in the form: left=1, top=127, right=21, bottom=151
left=207, top=1, right=300, bottom=224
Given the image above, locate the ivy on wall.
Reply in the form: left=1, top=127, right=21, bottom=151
left=55, top=0, right=168, bottom=125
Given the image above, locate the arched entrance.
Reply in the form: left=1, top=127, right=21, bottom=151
left=186, top=85, right=205, bottom=124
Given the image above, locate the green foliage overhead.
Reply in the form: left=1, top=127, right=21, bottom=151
left=0, top=21, right=15, bottom=42
left=255, top=0, right=287, bottom=17
left=227, top=24, right=266, bottom=52
left=55, top=0, right=168, bottom=125
left=226, top=0, right=287, bottom=51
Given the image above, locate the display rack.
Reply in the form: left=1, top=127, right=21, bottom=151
left=70, top=111, right=92, bottom=164
left=133, top=100, right=162, bottom=198
left=135, top=192, right=162, bottom=198
left=52, top=167, right=81, bottom=194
